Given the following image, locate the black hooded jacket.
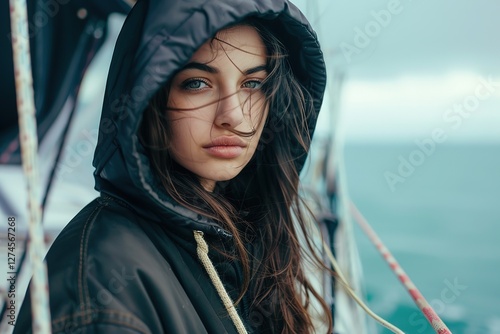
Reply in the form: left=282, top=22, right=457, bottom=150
left=14, top=0, right=326, bottom=333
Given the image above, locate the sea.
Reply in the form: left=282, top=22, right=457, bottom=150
left=342, top=142, right=500, bottom=334
left=2, top=141, right=498, bottom=334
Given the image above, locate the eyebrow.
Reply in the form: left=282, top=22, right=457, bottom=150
left=181, top=62, right=267, bottom=75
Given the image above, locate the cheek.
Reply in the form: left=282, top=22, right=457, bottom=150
left=253, top=105, right=269, bottom=133
left=248, top=94, right=268, bottom=118
left=169, top=114, right=211, bottom=137
left=167, top=116, right=209, bottom=152
left=169, top=119, right=191, bottom=146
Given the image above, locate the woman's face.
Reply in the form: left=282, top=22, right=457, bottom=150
left=166, top=25, right=269, bottom=192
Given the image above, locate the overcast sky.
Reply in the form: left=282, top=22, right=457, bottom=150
left=293, top=0, right=500, bottom=142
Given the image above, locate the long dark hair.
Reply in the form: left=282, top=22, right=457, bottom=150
left=140, top=19, right=333, bottom=334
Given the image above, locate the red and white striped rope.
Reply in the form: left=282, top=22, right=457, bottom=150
left=349, top=201, right=452, bottom=334
left=9, top=0, right=52, bottom=332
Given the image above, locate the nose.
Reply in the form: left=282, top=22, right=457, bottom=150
left=214, top=91, right=244, bottom=129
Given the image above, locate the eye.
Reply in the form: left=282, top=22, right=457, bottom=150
left=242, top=80, right=262, bottom=89
left=182, top=79, right=209, bottom=91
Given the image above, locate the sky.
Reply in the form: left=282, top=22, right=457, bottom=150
left=292, top=0, right=500, bottom=142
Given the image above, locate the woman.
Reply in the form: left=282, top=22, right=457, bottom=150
left=15, top=0, right=330, bottom=333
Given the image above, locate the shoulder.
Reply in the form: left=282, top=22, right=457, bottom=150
left=46, top=196, right=155, bottom=270
left=16, top=196, right=213, bottom=334
left=24, top=197, right=165, bottom=333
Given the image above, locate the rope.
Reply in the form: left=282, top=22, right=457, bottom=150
left=193, top=231, right=248, bottom=334
left=9, top=0, right=52, bottom=333
left=349, top=201, right=452, bottom=334
left=0, top=17, right=106, bottom=326
left=310, top=217, right=405, bottom=333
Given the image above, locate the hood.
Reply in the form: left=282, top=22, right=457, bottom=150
left=93, top=0, right=327, bottom=235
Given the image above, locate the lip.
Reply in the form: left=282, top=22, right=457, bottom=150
left=203, top=136, right=248, bottom=148
left=203, top=136, right=247, bottom=159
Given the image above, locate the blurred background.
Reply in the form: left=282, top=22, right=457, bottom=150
left=294, top=0, right=500, bottom=333
left=1, top=1, right=499, bottom=333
